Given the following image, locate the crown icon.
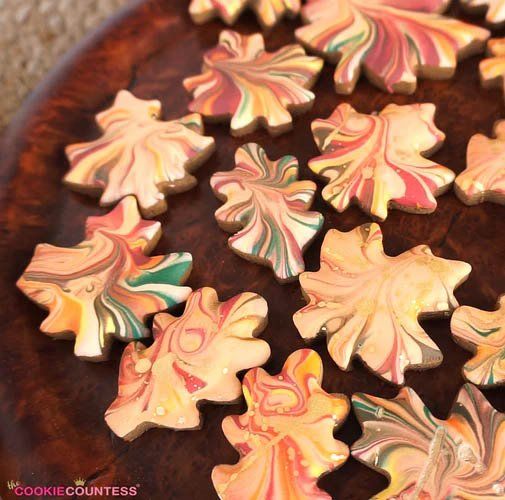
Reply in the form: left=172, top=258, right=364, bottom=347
left=74, top=478, right=86, bottom=486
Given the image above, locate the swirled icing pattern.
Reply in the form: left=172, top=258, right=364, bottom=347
left=293, top=223, right=472, bottom=385
left=451, top=295, right=505, bottom=386
left=211, top=143, right=324, bottom=283
left=481, top=38, right=505, bottom=101
left=16, top=196, right=192, bottom=361
left=189, top=0, right=301, bottom=29
left=461, top=0, right=505, bottom=26
left=183, top=30, right=323, bottom=136
left=295, top=0, right=490, bottom=94
left=455, top=119, right=505, bottom=205
left=309, top=103, right=453, bottom=220
left=352, top=384, right=505, bottom=498
left=64, top=90, right=215, bottom=217
left=105, top=288, right=270, bottom=440
left=212, top=349, right=350, bottom=500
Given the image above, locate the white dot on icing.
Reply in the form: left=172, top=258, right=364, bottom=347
left=493, top=483, right=504, bottom=495
left=222, top=367, right=229, bottom=374
left=436, top=301, right=449, bottom=311
left=177, top=416, right=186, bottom=425
left=331, top=453, right=345, bottom=461
left=155, top=406, right=166, bottom=416
left=135, top=358, right=152, bottom=374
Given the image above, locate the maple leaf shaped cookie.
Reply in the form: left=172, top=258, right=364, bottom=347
left=64, top=90, right=215, bottom=217
left=461, top=0, right=505, bottom=26
left=212, top=349, right=350, bottom=500
left=455, top=119, right=505, bottom=205
left=451, top=295, right=505, bottom=386
left=189, top=0, right=301, bottom=29
left=293, top=223, right=472, bottom=385
left=105, top=288, right=270, bottom=440
left=211, top=143, right=324, bottom=283
left=183, top=30, right=323, bottom=136
left=352, top=384, right=505, bottom=498
left=480, top=38, right=505, bottom=102
left=309, top=103, right=454, bottom=220
left=17, top=196, right=192, bottom=361
left=295, top=0, right=489, bottom=94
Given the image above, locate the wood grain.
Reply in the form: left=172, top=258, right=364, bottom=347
left=0, top=1, right=503, bottom=498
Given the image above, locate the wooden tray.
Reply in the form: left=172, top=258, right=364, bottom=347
left=0, top=1, right=503, bottom=498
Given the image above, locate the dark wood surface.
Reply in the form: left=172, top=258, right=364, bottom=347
left=0, top=1, right=504, bottom=498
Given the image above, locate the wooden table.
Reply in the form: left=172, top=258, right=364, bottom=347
left=0, top=1, right=503, bottom=498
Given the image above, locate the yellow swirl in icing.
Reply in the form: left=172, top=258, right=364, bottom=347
left=451, top=295, right=505, bottom=386
left=212, top=349, right=349, bottom=500
left=17, top=196, right=192, bottom=361
left=184, top=30, right=323, bottom=137
left=352, top=384, right=505, bottom=498
left=105, top=287, right=270, bottom=440
left=293, top=223, right=472, bottom=385
left=64, top=90, right=215, bottom=217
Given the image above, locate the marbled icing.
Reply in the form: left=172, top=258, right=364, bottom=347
left=212, top=349, right=350, bottom=500
left=211, top=143, right=324, bottom=282
left=293, top=223, right=472, bottom=385
left=184, top=30, right=323, bottom=136
left=455, top=119, right=505, bottom=205
left=65, top=90, right=215, bottom=217
left=451, top=295, right=505, bottom=386
left=295, top=0, right=489, bottom=94
left=309, top=103, right=454, bottom=220
left=352, top=384, right=505, bottom=498
left=105, top=288, right=270, bottom=440
left=17, top=196, right=192, bottom=360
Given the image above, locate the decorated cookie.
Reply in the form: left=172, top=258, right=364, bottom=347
left=17, top=196, right=192, bottom=361
left=352, top=384, right=505, bottom=498
left=211, top=143, right=324, bottom=283
left=455, top=120, right=505, bottom=205
left=183, top=30, right=323, bottom=136
left=293, top=223, right=472, bottom=385
left=295, top=0, right=490, bottom=94
left=189, top=0, right=301, bottom=29
left=64, top=90, right=215, bottom=218
left=451, top=295, right=505, bottom=386
left=309, top=103, right=454, bottom=220
left=481, top=38, right=505, bottom=101
left=461, top=0, right=505, bottom=26
left=105, top=288, right=270, bottom=440
left=212, top=349, right=350, bottom=500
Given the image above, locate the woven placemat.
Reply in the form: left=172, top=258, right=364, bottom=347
left=0, top=0, right=128, bottom=128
